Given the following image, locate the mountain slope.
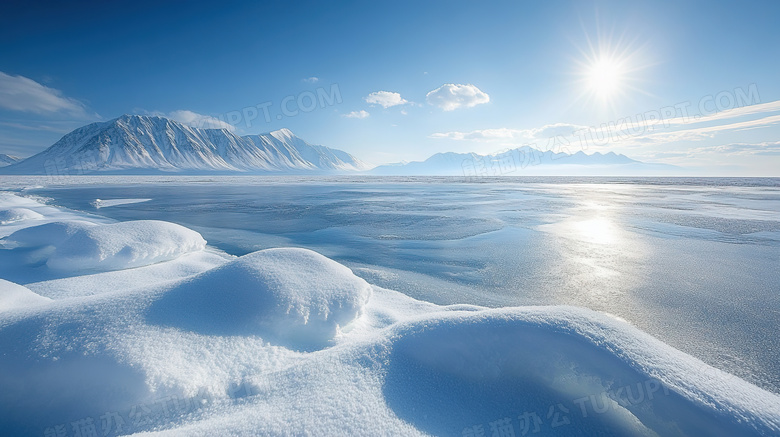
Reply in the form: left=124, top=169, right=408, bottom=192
left=0, top=115, right=368, bottom=175
left=0, top=154, right=20, bottom=167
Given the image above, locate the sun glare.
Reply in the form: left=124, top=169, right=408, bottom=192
left=586, top=56, right=624, bottom=97
left=574, top=217, right=617, bottom=245
left=570, top=27, right=652, bottom=111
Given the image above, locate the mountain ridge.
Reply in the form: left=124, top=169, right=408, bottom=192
left=0, top=115, right=369, bottom=175
left=367, top=145, right=676, bottom=176
left=0, top=114, right=677, bottom=176
left=0, top=154, right=20, bottom=167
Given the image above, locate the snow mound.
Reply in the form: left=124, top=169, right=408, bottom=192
left=46, top=220, right=207, bottom=272
left=1, top=191, right=779, bottom=436
left=0, top=279, right=51, bottom=311
left=0, top=207, right=44, bottom=225
left=148, top=248, right=372, bottom=349
left=382, top=308, right=780, bottom=437
left=3, top=220, right=98, bottom=248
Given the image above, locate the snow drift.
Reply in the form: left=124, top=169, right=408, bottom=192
left=0, top=207, right=43, bottom=225
left=44, top=220, right=206, bottom=272
left=4, top=220, right=98, bottom=248
left=383, top=308, right=780, bottom=436
left=148, top=248, right=372, bottom=349
left=0, top=192, right=778, bottom=436
left=0, top=279, right=51, bottom=311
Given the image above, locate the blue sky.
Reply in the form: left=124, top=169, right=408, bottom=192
left=1, top=0, right=779, bottom=175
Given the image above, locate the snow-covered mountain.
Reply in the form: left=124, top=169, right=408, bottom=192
left=0, top=115, right=369, bottom=175
left=369, top=146, right=677, bottom=176
left=0, top=154, right=20, bottom=167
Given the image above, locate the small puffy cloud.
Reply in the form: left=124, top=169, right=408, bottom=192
left=0, top=71, right=88, bottom=116
left=426, top=83, right=489, bottom=111
left=343, top=110, right=370, bottom=119
left=150, top=110, right=235, bottom=131
left=365, top=91, right=408, bottom=108
left=302, top=77, right=319, bottom=84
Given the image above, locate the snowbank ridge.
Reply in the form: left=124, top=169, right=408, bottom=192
left=148, top=248, right=372, bottom=349
left=0, top=279, right=51, bottom=311
left=0, top=207, right=43, bottom=224
left=0, top=191, right=779, bottom=436
left=46, top=220, right=206, bottom=272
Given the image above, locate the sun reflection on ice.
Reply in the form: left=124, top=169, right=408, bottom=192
left=535, top=186, right=648, bottom=310
left=572, top=217, right=619, bottom=245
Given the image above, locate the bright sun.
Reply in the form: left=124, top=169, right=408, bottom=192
left=571, top=30, right=650, bottom=110
left=586, top=56, right=625, bottom=97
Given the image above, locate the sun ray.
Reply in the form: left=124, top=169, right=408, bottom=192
left=563, top=20, right=656, bottom=116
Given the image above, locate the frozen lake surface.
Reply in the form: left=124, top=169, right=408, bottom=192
left=7, top=176, right=778, bottom=395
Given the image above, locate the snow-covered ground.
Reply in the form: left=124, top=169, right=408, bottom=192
left=1, top=180, right=779, bottom=436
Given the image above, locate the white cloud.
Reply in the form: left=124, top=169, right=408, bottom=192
left=640, top=114, right=780, bottom=145
left=430, top=123, right=586, bottom=142
left=564, top=99, right=780, bottom=148
left=302, top=77, right=319, bottom=84
left=430, top=128, right=524, bottom=141
left=658, top=99, right=780, bottom=130
left=365, top=91, right=408, bottom=108
left=426, top=83, right=489, bottom=111
left=343, top=110, right=370, bottom=119
left=431, top=102, right=780, bottom=151
left=0, top=121, right=75, bottom=133
left=0, top=71, right=88, bottom=116
left=530, top=123, right=584, bottom=138
left=149, top=110, right=235, bottom=131
left=689, top=141, right=780, bottom=156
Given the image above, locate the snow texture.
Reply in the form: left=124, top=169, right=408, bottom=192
left=0, top=278, right=51, bottom=311
left=4, top=220, right=98, bottom=248
left=149, top=248, right=372, bottom=349
left=0, top=207, right=43, bottom=224
left=45, top=220, right=207, bottom=272
left=0, top=191, right=778, bottom=436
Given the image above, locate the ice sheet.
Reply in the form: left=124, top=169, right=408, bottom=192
left=0, top=184, right=779, bottom=436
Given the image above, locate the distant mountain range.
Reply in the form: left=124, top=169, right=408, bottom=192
left=0, top=115, right=368, bottom=175
left=369, top=146, right=677, bottom=176
left=0, top=114, right=676, bottom=176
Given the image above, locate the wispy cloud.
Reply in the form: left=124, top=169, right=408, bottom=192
left=0, top=71, right=89, bottom=117
left=343, top=110, right=370, bottom=119
left=431, top=123, right=586, bottom=142
left=689, top=141, right=780, bottom=156
left=146, top=109, right=236, bottom=131
left=638, top=113, right=780, bottom=145
left=302, top=77, right=319, bottom=84
left=430, top=128, right=524, bottom=141
left=365, top=91, right=408, bottom=108
left=0, top=121, right=77, bottom=133
left=660, top=99, right=780, bottom=130
left=431, top=99, right=780, bottom=154
left=426, top=83, right=489, bottom=111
